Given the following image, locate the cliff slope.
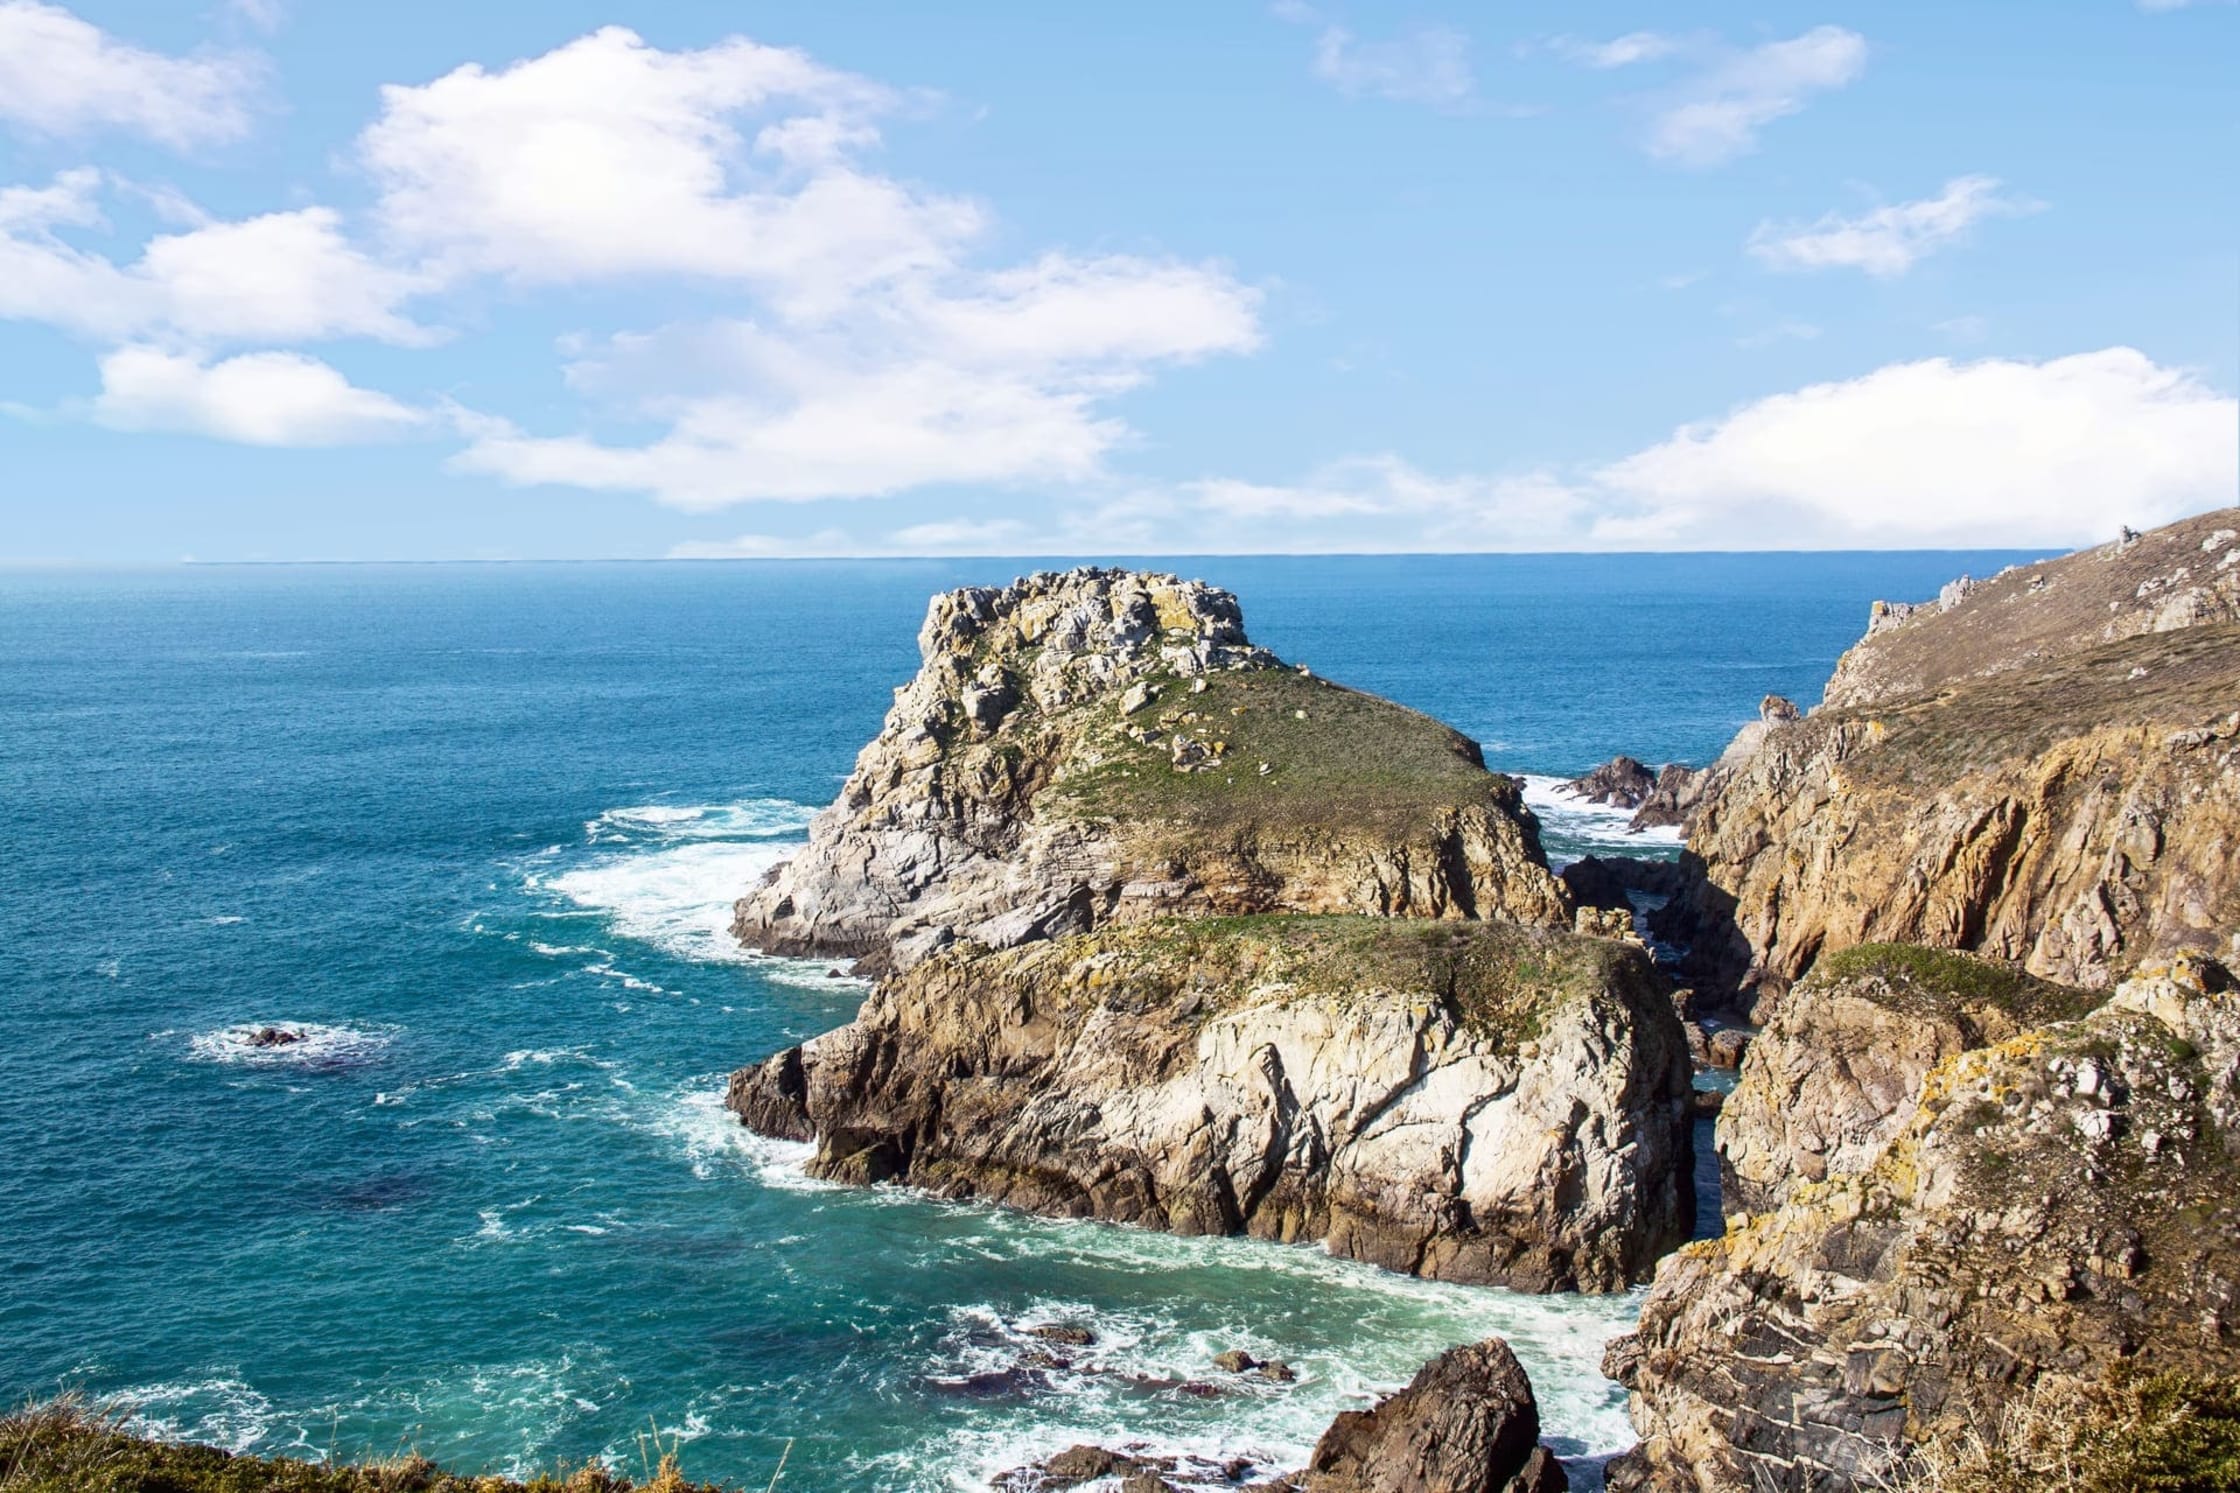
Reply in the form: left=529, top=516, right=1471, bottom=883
left=1717, top=944, right=2097, bottom=1215
left=733, top=568, right=1569, bottom=973
left=732, top=915, right=1693, bottom=1291
left=1605, top=955, right=2240, bottom=1491
left=1674, top=508, right=2240, bottom=1004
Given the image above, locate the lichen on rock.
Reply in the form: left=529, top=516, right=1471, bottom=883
left=1604, top=952, right=2240, bottom=1491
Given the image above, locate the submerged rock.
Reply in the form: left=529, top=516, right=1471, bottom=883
left=731, top=568, right=1569, bottom=975
left=732, top=915, right=1692, bottom=1291
left=1301, top=1336, right=1568, bottom=1493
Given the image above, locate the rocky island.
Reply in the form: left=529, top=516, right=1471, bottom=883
left=728, top=567, right=1693, bottom=1295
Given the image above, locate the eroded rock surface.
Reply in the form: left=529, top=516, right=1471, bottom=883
left=1303, top=1336, right=1568, bottom=1493
left=731, top=916, right=1692, bottom=1291
left=1717, top=944, right=2097, bottom=1215
left=1605, top=954, right=2240, bottom=1491
left=733, top=568, right=1569, bottom=973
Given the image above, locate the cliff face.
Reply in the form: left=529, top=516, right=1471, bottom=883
left=1715, top=944, right=2097, bottom=1216
left=1604, top=955, right=2240, bottom=1491
left=731, top=915, right=1693, bottom=1292
left=733, top=568, right=1569, bottom=974
left=1672, top=508, right=2240, bottom=1006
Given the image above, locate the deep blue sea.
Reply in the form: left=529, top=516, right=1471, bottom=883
left=0, top=553, right=2039, bottom=1489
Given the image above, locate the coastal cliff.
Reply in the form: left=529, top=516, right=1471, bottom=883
left=733, top=915, right=1692, bottom=1291
left=1605, top=954, right=2240, bottom=1490
left=1670, top=507, right=2240, bottom=1006
left=733, top=568, right=1569, bottom=975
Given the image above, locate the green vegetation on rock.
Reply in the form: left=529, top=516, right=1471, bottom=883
left=1815, top=942, right=2098, bottom=1025
left=0, top=1401, right=743, bottom=1493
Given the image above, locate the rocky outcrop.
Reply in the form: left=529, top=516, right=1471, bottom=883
left=732, top=915, right=1693, bottom=1291
left=1563, top=756, right=1657, bottom=810
left=1671, top=508, right=2240, bottom=1006
left=1715, top=943, right=2097, bottom=1216
left=1604, top=954, right=2240, bottom=1491
left=1302, top=1337, right=1568, bottom=1493
left=732, top=568, right=1569, bottom=974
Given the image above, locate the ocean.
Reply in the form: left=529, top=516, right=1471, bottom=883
left=0, top=553, right=2040, bottom=1488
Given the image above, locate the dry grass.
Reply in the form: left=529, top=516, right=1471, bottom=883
left=1899, top=1370, right=2240, bottom=1493
left=0, top=1397, right=762, bottom=1493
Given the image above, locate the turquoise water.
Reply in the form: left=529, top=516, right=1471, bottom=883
left=0, top=554, right=2037, bottom=1488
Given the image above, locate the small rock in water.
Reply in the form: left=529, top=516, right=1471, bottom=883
left=825, top=968, right=846, bottom=979
left=1211, top=1348, right=1259, bottom=1373
left=247, top=1026, right=305, bottom=1048
left=1027, top=1323, right=1098, bottom=1346
left=1256, top=1358, right=1297, bottom=1383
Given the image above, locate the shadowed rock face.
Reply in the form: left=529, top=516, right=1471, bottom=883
left=1304, top=1336, right=1568, bottom=1493
left=731, top=916, right=1693, bottom=1292
left=1716, top=944, right=2098, bottom=1216
left=1669, top=509, right=2240, bottom=1007
left=1605, top=955, right=2240, bottom=1492
left=731, top=567, right=1570, bottom=975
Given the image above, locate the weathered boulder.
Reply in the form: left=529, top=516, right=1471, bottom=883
left=732, top=916, right=1693, bottom=1291
left=1303, top=1337, right=1567, bottom=1493
left=1717, top=943, right=2096, bottom=1215
left=1669, top=508, right=2240, bottom=1007
left=1604, top=954, right=2240, bottom=1491
left=732, top=568, right=1570, bottom=974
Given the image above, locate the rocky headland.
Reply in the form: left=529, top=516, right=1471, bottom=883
left=733, top=568, right=1569, bottom=976
left=1668, top=508, right=2240, bottom=1011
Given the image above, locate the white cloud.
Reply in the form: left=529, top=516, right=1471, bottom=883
left=91, top=345, right=427, bottom=445
left=358, top=25, right=973, bottom=303
left=1556, top=32, right=1680, bottom=69
left=1648, top=26, right=1867, bottom=167
left=668, top=529, right=860, bottom=559
left=2138, top=0, right=2235, bottom=9
left=412, top=29, right=1262, bottom=510
left=451, top=249, right=1263, bottom=509
left=0, top=1, right=260, bottom=148
left=1310, top=24, right=1475, bottom=109
left=226, top=0, right=286, bottom=31
left=1585, top=348, right=2236, bottom=547
left=0, top=174, right=433, bottom=345
left=1748, top=176, right=2041, bottom=277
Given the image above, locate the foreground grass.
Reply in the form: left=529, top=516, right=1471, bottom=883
left=1905, top=1371, right=2240, bottom=1493
left=0, top=1400, right=762, bottom=1493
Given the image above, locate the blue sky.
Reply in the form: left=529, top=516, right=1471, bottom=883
left=1, top=0, right=2233, bottom=560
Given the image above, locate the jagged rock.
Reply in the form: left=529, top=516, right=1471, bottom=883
left=1302, top=1337, right=1568, bottom=1493
left=1604, top=952, right=2240, bottom=1491
left=731, top=916, right=1693, bottom=1291
left=1670, top=508, right=2240, bottom=1006
left=246, top=1027, right=304, bottom=1048
left=1572, top=905, right=1636, bottom=941
left=1212, top=1349, right=1258, bottom=1374
left=1716, top=944, right=2097, bottom=1215
left=1563, top=756, right=1657, bottom=809
left=731, top=568, right=1570, bottom=974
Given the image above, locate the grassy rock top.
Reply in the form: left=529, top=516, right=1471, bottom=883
left=1824, top=505, right=2240, bottom=712
left=913, top=913, right=1655, bottom=1047
left=1812, top=943, right=2101, bottom=1030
